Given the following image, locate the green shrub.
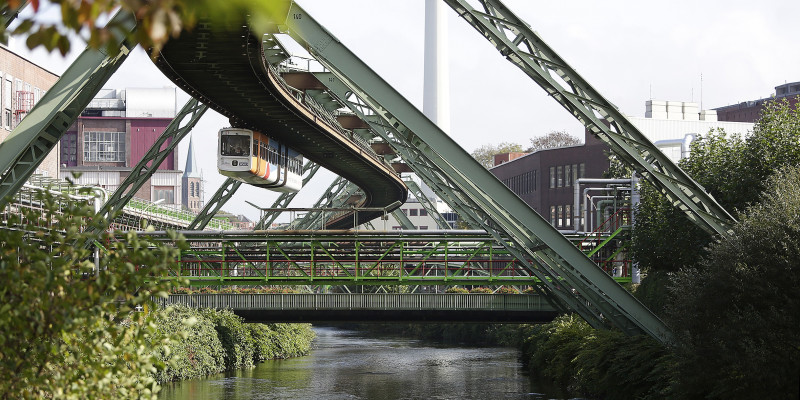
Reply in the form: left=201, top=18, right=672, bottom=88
left=199, top=309, right=255, bottom=370
left=469, top=287, right=492, bottom=294
left=150, top=305, right=225, bottom=382
left=496, top=286, right=520, bottom=294
left=445, top=287, right=469, bottom=293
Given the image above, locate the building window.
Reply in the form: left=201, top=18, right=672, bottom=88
left=420, top=226, right=428, bottom=230
left=420, top=209, right=428, bottom=216
left=401, top=209, right=407, bottom=215
left=83, top=131, right=126, bottom=162
left=557, top=166, right=563, bottom=188
left=572, top=164, right=578, bottom=185
left=60, top=132, right=78, bottom=167
left=392, top=226, right=402, bottom=230
left=565, top=164, right=572, bottom=187
left=579, top=163, right=586, bottom=179
left=557, top=205, right=563, bottom=227
left=549, top=167, right=555, bottom=188
left=154, top=188, right=174, bottom=204
left=550, top=206, right=556, bottom=226
left=4, top=77, right=11, bottom=129
left=410, top=209, right=418, bottom=216
left=565, top=204, right=572, bottom=227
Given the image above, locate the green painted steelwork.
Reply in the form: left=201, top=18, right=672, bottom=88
left=188, top=177, right=242, bottom=230
left=404, top=179, right=451, bottom=229
left=279, top=2, right=669, bottom=343
left=140, top=229, right=630, bottom=287
left=255, top=161, right=320, bottom=229
left=442, top=0, right=734, bottom=238
left=0, top=10, right=136, bottom=208
left=91, top=98, right=207, bottom=233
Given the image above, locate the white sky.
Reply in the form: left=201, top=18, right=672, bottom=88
left=11, top=0, right=800, bottom=221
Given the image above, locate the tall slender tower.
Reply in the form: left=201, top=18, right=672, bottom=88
left=423, top=0, right=450, bottom=134
left=182, top=135, right=203, bottom=213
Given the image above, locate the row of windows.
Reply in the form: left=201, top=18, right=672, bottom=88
left=392, top=226, right=429, bottom=230
left=502, top=170, right=536, bottom=195
left=401, top=208, right=429, bottom=217
left=549, top=163, right=586, bottom=189
left=189, top=181, right=201, bottom=197
left=83, top=131, right=126, bottom=162
left=550, top=204, right=574, bottom=228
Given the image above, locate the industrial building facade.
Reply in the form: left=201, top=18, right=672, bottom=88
left=59, top=88, right=188, bottom=208
left=715, top=81, right=800, bottom=123
left=490, top=99, right=754, bottom=230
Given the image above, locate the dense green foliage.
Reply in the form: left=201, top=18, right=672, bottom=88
left=149, top=306, right=314, bottom=383
left=0, top=189, right=180, bottom=399
left=627, top=98, right=800, bottom=398
left=520, top=315, right=674, bottom=399
left=633, top=99, right=800, bottom=274
left=667, top=165, right=800, bottom=398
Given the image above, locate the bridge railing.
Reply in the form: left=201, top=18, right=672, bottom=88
left=157, top=293, right=553, bottom=312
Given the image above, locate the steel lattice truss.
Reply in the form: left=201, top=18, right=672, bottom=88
left=442, top=0, right=735, bottom=238
left=280, top=2, right=672, bottom=342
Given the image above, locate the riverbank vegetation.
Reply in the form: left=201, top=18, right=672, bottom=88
left=0, top=190, right=313, bottom=399
left=524, top=98, right=800, bottom=399
left=149, top=306, right=314, bottom=383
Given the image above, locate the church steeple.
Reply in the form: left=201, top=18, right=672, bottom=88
left=183, top=135, right=201, bottom=178
left=182, top=135, right=203, bottom=212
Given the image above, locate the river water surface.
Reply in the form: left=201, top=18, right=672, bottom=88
left=158, top=326, right=549, bottom=399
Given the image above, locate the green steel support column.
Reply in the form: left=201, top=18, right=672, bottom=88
left=282, top=4, right=672, bottom=343
left=0, top=10, right=136, bottom=208
left=392, top=207, right=415, bottom=230
left=404, top=179, right=451, bottom=229
left=188, top=177, right=242, bottom=230
left=255, top=161, right=320, bottom=229
left=92, top=98, right=207, bottom=231
left=442, top=0, right=734, bottom=238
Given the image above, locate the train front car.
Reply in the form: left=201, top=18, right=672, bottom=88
left=218, top=127, right=303, bottom=192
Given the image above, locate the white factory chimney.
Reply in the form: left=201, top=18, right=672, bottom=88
left=423, top=0, right=450, bottom=133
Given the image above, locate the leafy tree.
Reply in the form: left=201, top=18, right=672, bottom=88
left=526, top=130, right=581, bottom=152
left=3, top=0, right=292, bottom=56
left=667, top=165, right=800, bottom=399
left=632, top=98, right=800, bottom=274
left=0, top=188, right=183, bottom=399
left=470, top=141, right=524, bottom=168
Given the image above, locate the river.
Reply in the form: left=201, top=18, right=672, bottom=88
left=157, top=326, right=551, bottom=399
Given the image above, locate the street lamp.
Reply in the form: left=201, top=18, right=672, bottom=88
left=141, top=198, right=165, bottom=229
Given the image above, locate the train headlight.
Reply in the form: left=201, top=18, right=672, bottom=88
left=232, top=160, right=238, bottom=166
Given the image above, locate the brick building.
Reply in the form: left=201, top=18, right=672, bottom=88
left=715, top=81, right=800, bottom=123
left=0, top=44, right=60, bottom=178
left=60, top=88, right=185, bottom=207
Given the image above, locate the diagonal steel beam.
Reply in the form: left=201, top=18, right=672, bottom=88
left=442, top=0, right=734, bottom=238
left=0, top=10, right=136, bottom=208
left=281, top=3, right=671, bottom=343
left=92, top=98, right=207, bottom=231
left=188, top=177, right=242, bottom=230
left=403, top=179, right=451, bottom=229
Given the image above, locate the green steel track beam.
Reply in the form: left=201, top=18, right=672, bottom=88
left=0, top=10, right=136, bottom=208
left=442, top=0, right=735, bottom=238
left=93, top=98, right=207, bottom=231
left=255, top=161, right=320, bottom=229
left=188, top=177, right=242, bottom=230
left=280, top=3, right=671, bottom=343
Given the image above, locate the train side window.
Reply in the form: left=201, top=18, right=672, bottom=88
left=252, top=138, right=259, bottom=157
left=261, top=141, right=268, bottom=161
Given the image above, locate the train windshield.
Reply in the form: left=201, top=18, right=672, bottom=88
left=220, top=134, right=250, bottom=157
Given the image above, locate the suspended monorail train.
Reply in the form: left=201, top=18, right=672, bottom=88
left=218, top=127, right=303, bottom=192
